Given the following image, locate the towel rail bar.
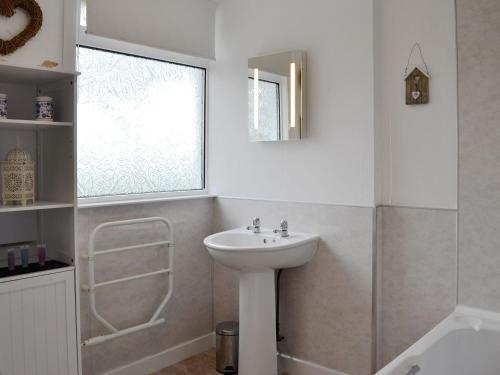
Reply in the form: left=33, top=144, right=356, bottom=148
left=93, top=240, right=173, bottom=257
left=81, top=217, right=174, bottom=346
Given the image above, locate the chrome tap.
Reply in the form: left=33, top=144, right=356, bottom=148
left=247, top=217, right=261, bottom=233
left=406, top=365, right=421, bottom=375
left=273, top=219, right=289, bottom=237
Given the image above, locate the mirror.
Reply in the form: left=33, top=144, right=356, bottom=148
left=248, top=50, right=306, bottom=141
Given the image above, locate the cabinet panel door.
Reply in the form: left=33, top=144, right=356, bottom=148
left=0, top=270, right=78, bottom=375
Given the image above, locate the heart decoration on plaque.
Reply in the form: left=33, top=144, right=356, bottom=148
left=0, top=0, right=43, bottom=56
left=412, top=91, right=421, bottom=100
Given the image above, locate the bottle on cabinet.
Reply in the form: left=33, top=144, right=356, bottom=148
left=37, top=244, right=46, bottom=266
left=7, top=248, right=15, bottom=271
left=20, top=245, right=29, bottom=268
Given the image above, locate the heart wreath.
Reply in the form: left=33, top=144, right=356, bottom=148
left=0, top=0, right=43, bottom=56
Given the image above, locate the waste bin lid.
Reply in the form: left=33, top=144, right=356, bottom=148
left=216, top=321, right=239, bottom=336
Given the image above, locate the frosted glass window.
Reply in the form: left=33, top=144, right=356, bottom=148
left=248, top=78, right=280, bottom=142
left=77, top=46, right=205, bottom=198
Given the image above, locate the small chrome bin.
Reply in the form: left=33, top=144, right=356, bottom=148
left=216, top=321, right=239, bottom=374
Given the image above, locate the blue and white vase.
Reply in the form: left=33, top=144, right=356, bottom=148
left=35, top=96, right=53, bottom=121
left=0, top=93, right=7, bottom=119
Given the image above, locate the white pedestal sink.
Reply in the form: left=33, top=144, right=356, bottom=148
left=204, top=227, right=318, bottom=375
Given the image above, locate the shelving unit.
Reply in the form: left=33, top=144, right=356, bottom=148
left=0, top=62, right=78, bottom=272
left=0, top=62, right=79, bottom=374
left=0, top=0, right=80, bottom=372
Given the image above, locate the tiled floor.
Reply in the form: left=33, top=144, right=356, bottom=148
left=151, top=350, right=290, bottom=374
left=151, top=350, right=219, bottom=375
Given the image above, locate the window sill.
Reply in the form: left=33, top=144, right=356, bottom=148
left=78, top=193, right=216, bottom=209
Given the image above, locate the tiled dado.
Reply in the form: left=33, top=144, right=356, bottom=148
left=77, top=196, right=458, bottom=375
left=78, top=198, right=215, bottom=375
left=376, top=206, right=457, bottom=369
left=213, top=198, right=376, bottom=375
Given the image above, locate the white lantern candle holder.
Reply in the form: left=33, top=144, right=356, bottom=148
left=1, top=148, right=35, bottom=206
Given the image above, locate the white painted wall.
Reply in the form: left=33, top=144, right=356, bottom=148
left=209, top=0, right=375, bottom=207
left=0, top=0, right=455, bottom=209
left=374, top=0, right=458, bottom=209
left=86, top=0, right=217, bottom=60
left=0, top=0, right=75, bottom=71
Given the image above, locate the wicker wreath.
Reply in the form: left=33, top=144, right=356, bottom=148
left=0, top=0, right=43, bottom=56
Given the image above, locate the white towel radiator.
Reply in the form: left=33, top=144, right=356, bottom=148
left=81, top=217, right=174, bottom=346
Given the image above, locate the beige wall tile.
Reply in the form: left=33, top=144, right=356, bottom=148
left=457, top=0, right=500, bottom=312
left=78, top=197, right=459, bottom=375
left=78, top=198, right=214, bottom=374
left=375, top=207, right=383, bottom=370
left=213, top=198, right=375, bottom=375
left=379, top=206, right=456, bottom=367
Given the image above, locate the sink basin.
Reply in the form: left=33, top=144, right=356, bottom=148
left=204, top=227, right=318, bottom=375
left=203, top=227, right=318, bottom=271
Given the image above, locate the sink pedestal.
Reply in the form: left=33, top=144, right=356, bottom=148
left=204, top=227, right=319, bottom=375
left=239, top=270, right=277, bottom=375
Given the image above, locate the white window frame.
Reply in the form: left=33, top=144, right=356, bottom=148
left=76, top=26, right=210, bottom=207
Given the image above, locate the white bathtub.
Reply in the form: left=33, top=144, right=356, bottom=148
left=377, top=306, right=500, bottom=375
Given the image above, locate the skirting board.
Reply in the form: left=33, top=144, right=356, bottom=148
left=278, top=353, right=348, bottom=375
left=102, top=332, right=346, bottom=375
left=103, top=333, right=215, bottom=375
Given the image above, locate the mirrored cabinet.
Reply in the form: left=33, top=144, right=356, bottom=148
left=248, top=50, right=306, bottom=141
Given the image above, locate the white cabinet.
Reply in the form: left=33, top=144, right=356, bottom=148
left=0, top=64, right=80, bottom=374
left=0, top=270, right=78, bottom=375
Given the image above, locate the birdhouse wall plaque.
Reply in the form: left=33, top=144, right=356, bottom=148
left=404, top=43, right=431, bottom=105
left=405, top=67, right=430, bottom=105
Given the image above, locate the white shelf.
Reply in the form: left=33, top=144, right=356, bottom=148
left=0, top=201, right=74, bottom=213
left=0, top=118, right=73, bottom=130
left=0, top=63, right=78, bottom=84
